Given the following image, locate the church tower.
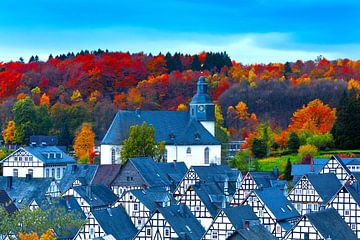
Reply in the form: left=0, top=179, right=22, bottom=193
left=189, top=76, right=215, bottom=136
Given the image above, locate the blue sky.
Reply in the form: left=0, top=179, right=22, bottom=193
left=0, top=0, right=359, bottom=63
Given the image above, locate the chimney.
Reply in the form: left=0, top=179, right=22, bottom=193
left=310, top=158, right=314, bottom=173
left=244, top=220, right=250, bottom=229
left=222, top=197, right=227, bottom=209
left=66, top=195, right=71, bottom=209
left=135, top=108, right=141, bottom=117
left=273, top=167, right=279, bottom=178
left=224, top=177, right=229, bottom=196
left=6, top=176, right=12, bottom=190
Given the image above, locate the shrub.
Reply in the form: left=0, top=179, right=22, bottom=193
left=298, top=144, right=318, bottom=160
left=306, top=133, right=334, bottom=150
left=251, top=138, right=267, bottom=158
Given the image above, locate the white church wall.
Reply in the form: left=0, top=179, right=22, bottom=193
left=200, top=121, right=215, bottom=136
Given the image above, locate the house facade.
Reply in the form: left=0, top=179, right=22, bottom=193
left=100, top=76, right=221, bottom=167
left=1, top=146, right=75, bottom=181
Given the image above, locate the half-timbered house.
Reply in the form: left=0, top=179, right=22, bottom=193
left=284, top=208, right=357, bottom=240
left=0, top=190, right=17, bottom=214
left=111, top=157, right=171, bottom=197
left=173, top=164, right=241, bottom=200
left=59, top=164, right=98, bottom=193
left=157, top=161, right=188, bottom=192
left=327, top=183, right=360, bottom=238
left=319, top=155, right=352, bottom=183
left=134, top=204, right=205, bottom=240
left=1, top=146, right=75, bottom=181
left=115, top=188, right=176, bottom=230
left=288, top=173, right=341, bottom=215
left=227, top=225, right=276, bottom=240
left=64, top=184, right=118, bottom=215
left=202, top=205, right=259, bottom=240
left=178, top=182, right=227, bottom=229
left=242, top=187, right=300, bottom=238
left=75, top=207, right=137, bottom=240
left=0, top=175, right=60, bottom=208
left=230, top=170, right=287, bottom=206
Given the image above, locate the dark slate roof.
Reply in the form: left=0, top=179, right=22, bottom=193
left=0, top=176, right=56, bottom=208
left=192, top=182, right=226, bottom=218
left=129, top=189, right=176, bottom=212
left=73, top=185, right=118, bottom=208
left=254, top=187, right=300, bottom=221
left=351, top=172, right=360, bottom=182
left=21, top=146, right=76, bottom=165
left=30, top=135, right=58, bottom=146
left=222, top=206, right=259, bottom=230
left=59, top=164, right=98, bottom=193
left=190, top=76, right=212, bottom=104
left=158, top=204, right=205, bottom=240
left=191, top=165, right=241, bottom=196
left=101, top=110, right=220, bottom=145
left=343, top=183, right=360, bottom=205
left=306, top=173, right=342, bottom=204
left=92, top=164, right=121, bottom=186
left=333, top=155, right=352, bottom=175
left=157, top=162, right=188, bottom=192
left=127, top=157, right=171, bottom=188
left=0, top=189, right=17, bottom=214
left=306, top=208, right=357, bottom=240
left=248, top=171, right=281, bottom=189
left=345, top=158, right=360, bottom=165
left=291, top=163, right=325, bottom=176
left=228, top=225, right=277, bottom=240
left=92, top=207, right=137, bottom=240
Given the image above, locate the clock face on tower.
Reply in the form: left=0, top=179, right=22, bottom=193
left=198, top=105, right=205, bottom=112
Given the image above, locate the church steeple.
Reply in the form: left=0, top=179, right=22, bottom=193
left=189, top=77, right=215, bottom=135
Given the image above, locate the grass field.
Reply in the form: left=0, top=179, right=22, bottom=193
left=257, top=149, right=360, bottom=172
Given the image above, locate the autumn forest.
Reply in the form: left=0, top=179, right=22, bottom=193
left=1, top=51, right=360, bottom=163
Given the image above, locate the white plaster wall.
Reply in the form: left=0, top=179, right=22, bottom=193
left=100, top=144, right=122, bottom=164
left=166, top=145, right=221, bottom=167
left=3, top=166, right=44, bottom=178
left=200, top=121, right=215, bottom=136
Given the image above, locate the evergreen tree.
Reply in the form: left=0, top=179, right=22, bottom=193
left=283, top=62, right=292, bottom=80
left=332, top=90, right=360, bottom=149
left=251, top=138, right=267, bottom=158
left=29, top=56, right=35, bottom=63
left=48, top=54, right=53, bottom=60
left=34, top=55, right=39, bottom=62
left=19, top=57, right=24, bottom=63
left=283, top=158, right=292, bottom=181
left=287, top=132, right=300, bottom=152
left=191, top=55, right=201, bottom=71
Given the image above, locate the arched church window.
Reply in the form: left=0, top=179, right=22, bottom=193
left=164, top=149, right=168, bottom=160
left=204, top=147, right=209, bottom=164
left=111, top=148, right=116, bottom=164
left=186, top=147, right=191, bottom=155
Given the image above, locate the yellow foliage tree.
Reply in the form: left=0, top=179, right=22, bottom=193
left=73, top=123, right=95, bottom=163
left=176, top=103, right=188, bottom=111
left=70, top=90, right=82, bottom=102
left=235, top=101, right=249, bottom=120
left=39, top=93, right=50, bottom=107
left=298, top=144, right=318, bottom=160
left=2, top=120, right=16, bottom=144
left=19, top=229, right=56, bottom=240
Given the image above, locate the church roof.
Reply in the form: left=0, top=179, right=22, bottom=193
left=190, top=76, right=213, bottom=104
left=101, top=110, right=219, bottom=146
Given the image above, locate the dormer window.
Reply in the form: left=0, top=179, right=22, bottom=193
left=169, top=133, right=176, bottom=141
left=194, top=132, right=201, bottom=140
left=186, top=147, right=191, bottom=155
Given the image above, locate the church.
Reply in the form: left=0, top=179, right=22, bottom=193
left=100, top=76, right=221, bottom=167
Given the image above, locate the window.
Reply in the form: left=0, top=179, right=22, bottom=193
left=345, top=209, right=350, bottom=216
left=51, top=168, right=55, bottom=178
left=13, top=169, right=18, bottom=177
left=137, top=219, right=142, bottom=225
left=204, top=147, right=209, bottom=164
left=276, top=226, right=281, bottom=233
left=211, top=230, right=218, bottom=240
left=14, top=157, right=17, bottom=161
left=29, top=156, right=33, bottom=161
left=164, top=149, right=168, bottom=160
left=146, top=228, right=151, bottom=236
left=111, top=148, right=116, bottom=164
left=129, top=195, right=133, bottom=200
left=352, top=224, right=356, bottom=230
left=165, top=228, right=170, bottom=237
left=258, top=209, right=264, bottom=217
left=90, top=227, right=95, bottom=238
left=24, top=157, right=28, bottom=161
left=186, top=147, right=191, bottom=154
left=56, top=168, right=60, bottom=178
left=28, top=169, right=33, bottom=177
left=18, top=157, right=22, bottom=161
left=330, top=169, right=336, bottom=174
left=304, top=233, right=309, bottom=240
left=134, top=203, right=138, bottom=211
left=46, top=169, right=49, bottom=178
left=313, top=204, right=319, bottom=211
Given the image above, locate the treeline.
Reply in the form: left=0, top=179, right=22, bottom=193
left=0, top=51, right=360, bottom=147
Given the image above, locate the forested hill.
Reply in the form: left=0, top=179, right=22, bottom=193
left=0, top=51, right=359, bottom=146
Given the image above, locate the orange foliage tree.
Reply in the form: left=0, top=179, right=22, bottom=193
left=2, top=120, right=16, bottom=144
left=39, top=93, right=50, bottom=107
left=73, top=123, right=95, bottom=163
left=288, top=99, right=336, bottom=135
left=19, top=229, right=56, bottom=240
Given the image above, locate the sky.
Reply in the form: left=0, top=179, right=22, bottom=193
left=0, top=0, right=359, bottom=63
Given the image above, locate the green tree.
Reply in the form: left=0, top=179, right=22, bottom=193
left=191, top=55, right=201, bottom=71
left=12, top=96, right=37, bottom=143
left=251, top=138, right=267, bottom=158
left=283, top=158, right=292, bottom=181
left=120, top=122, right=165, bottom=163
left=331, top=90, right=360, bottom=149
left=287, top=132, right=300, bottom=153
left=229, top=149, right=258, bottom=173
left=35, top=105, right=51, bottom=135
